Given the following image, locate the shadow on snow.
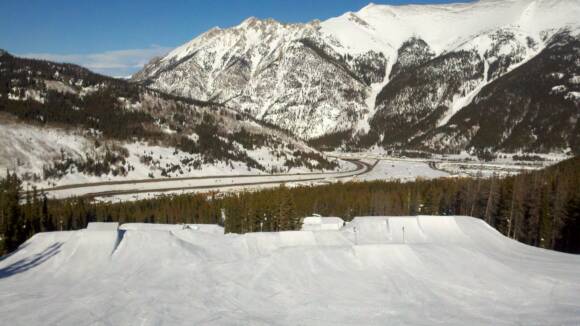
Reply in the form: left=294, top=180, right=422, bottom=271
left=0, top=243, right=63, bottom=279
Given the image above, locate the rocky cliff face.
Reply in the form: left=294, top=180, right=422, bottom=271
left=416, top=30, right=580, bottom=153
left=134, top=0, right=580, bottom=153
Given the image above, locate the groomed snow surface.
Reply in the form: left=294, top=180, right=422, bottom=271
left=1, top=216, right=579, bottom=325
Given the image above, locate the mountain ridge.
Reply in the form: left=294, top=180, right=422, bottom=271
left=133, top=0, right=579, bottom=153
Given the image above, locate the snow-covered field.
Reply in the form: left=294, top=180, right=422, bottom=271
left=41, top=158, right=453, bottom=201
left=0, top=121, right=355, bottom=194
left=352, top=159, right=448, bottom=182
left=46, top=162, right=362, bottom=199
left=332, top=151, right=568, bottom=178
left=39, top=152, right=557, bottom=202
left=2, top=119, right=565, bottom=202
left=1, top=216, right=578, bottom=325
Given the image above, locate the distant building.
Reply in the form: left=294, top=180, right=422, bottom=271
left=301, top=215, right=345, bottom=231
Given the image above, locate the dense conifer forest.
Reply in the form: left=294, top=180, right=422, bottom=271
left=1, top=156, right=579, bottom=255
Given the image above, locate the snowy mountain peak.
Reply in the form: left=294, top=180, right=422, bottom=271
left=240, top=16, right=281, bottom=28
left=134, top=0, right=580, bottom=152
left=324, top=0, right=580, bottom=55
left=241, top=16, right=259, bottom=26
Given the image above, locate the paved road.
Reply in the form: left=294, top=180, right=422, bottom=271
left=44, top=159, right=377, bottom=199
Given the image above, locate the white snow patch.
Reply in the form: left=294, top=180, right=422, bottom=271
left=1, top=216, right=579, bottom=325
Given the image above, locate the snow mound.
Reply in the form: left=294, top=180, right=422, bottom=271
left=1, top=216, right=579, bottom=325
left=86, top=222, right=119, bottom=231
left=119, top=223, right=225, bottom=234
left=302, top=216, right=345, bottom=231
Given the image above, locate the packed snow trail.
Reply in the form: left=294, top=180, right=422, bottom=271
left=1, top=216, right=579, bottom=325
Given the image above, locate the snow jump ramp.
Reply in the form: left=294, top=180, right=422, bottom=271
left=1, top=216, right=579, bottom=325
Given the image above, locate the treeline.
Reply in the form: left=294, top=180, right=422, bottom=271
left=0, top=173, right=53, bottom=253
left=0, top=70, right=161, bottom=142
left=1, top=157, right=579, bottom=255
left=0, top=50, right=160, bottom=141
left=42, top=146, right=133, bottom=180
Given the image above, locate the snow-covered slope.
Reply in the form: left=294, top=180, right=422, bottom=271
left=1, top=216, right=579, bottom=325
left=412, top=29, right=580, bottom=153
left=320, top=0, right=579, bottom=55
left=133, top=19, right=371, bottom=139
left=0, top=120, right=345, bottom=191
left=135, top=0, right=580, bottom=153
left=0, top=52, right=341, bottom=188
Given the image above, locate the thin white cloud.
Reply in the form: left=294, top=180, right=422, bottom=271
left=19, top=46, right=172, bottom=77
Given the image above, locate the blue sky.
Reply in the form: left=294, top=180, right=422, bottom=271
left=1, top=0, right=471, bottom=76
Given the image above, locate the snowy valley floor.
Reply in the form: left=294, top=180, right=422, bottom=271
left=41, top=159, right=374, bottom=201
left=0, top=216, right=579, bottom=325
left=41, top=158, right=456, bottom=202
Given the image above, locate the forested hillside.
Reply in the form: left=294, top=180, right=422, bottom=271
left=1, top=157, right=578, bottom=255
left=0, top=50, right=337, bottom=184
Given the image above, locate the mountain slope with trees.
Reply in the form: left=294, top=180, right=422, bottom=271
left=0, top=51, right=339, bottom=186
